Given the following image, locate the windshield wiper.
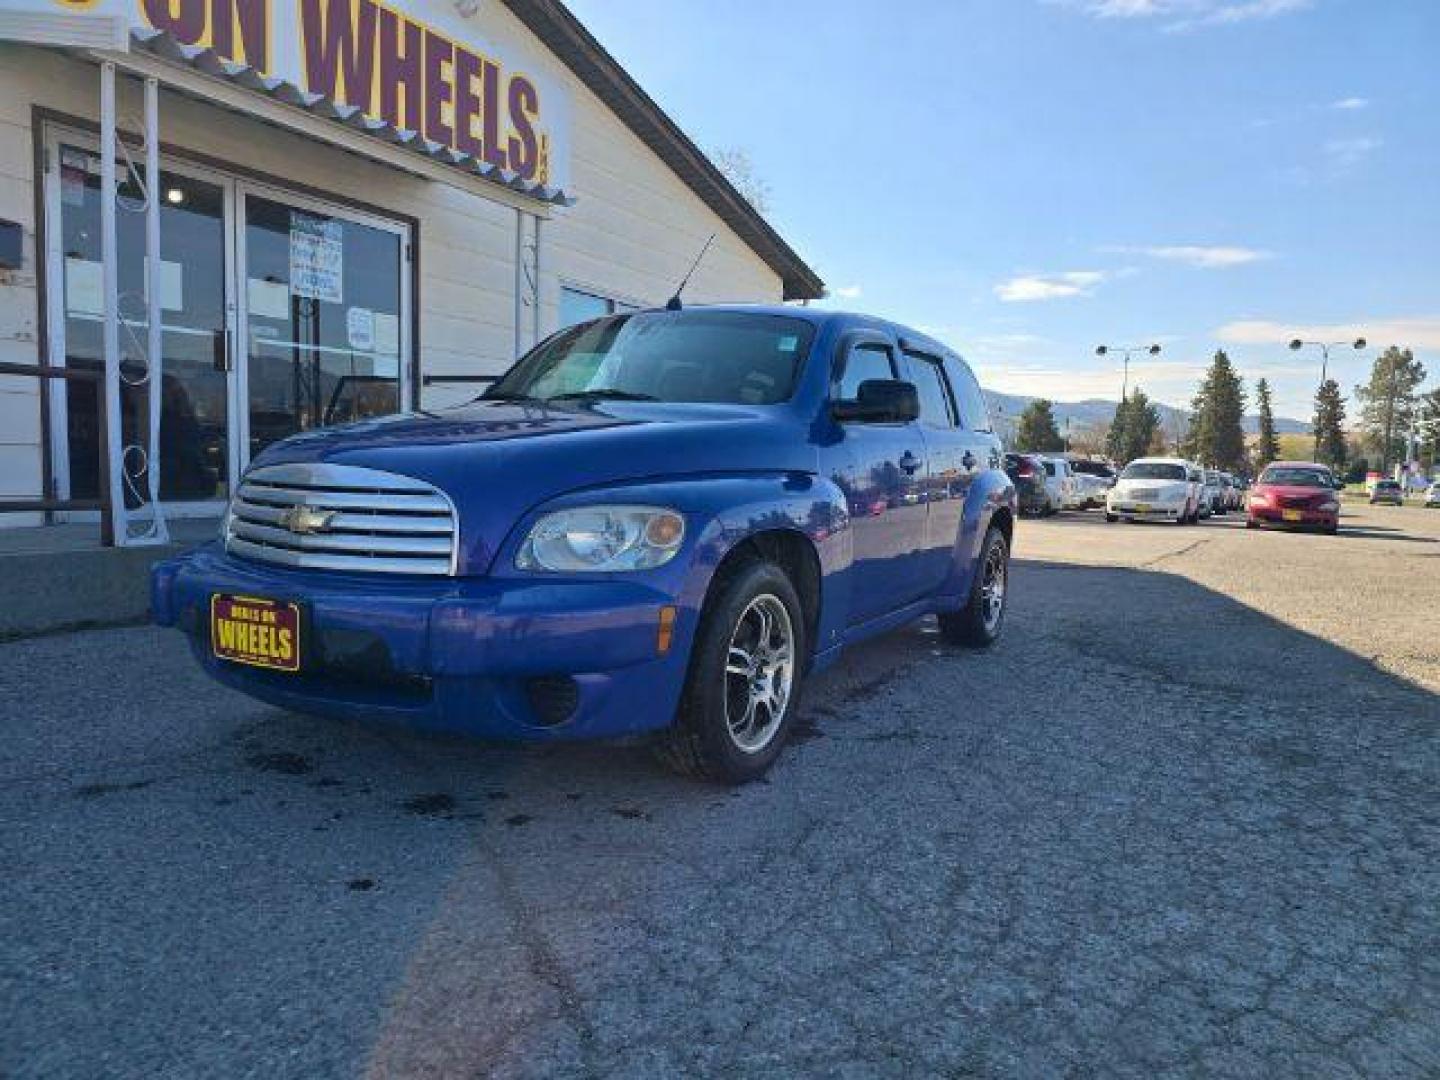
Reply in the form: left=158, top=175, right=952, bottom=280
left=546, top=388, right=660, bottom=403
left=480, top=390, right=544, bottom=404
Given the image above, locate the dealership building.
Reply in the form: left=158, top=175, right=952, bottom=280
left=0, top=0, right=823, bottom=543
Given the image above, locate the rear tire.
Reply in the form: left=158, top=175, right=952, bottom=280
left=1105, top=513, right=1118, bottom=523
left=938, top=526, right=1010, bottom=649
left=655, top=559, right=806, bottom=785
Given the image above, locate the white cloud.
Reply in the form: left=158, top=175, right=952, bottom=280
left=1110, top=244, right=1273, bottom=269
left=1217, top=316, right=1440, bottom=351
left=995, top=271, right=1107, bottom=303
left=828, top=284, right=863, bottom=301
left=1329, top=97, right=1369, bottom=111
left=1052, top=0, right=1311, bottom=30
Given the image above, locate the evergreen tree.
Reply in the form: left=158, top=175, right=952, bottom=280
left=1105, top=387, right=1161, bottom=464
left=1415, top=386, right=1439, bottom=471
left=1184, top=351, right=1247, bottom=469
left=1254, top=378, right=1280, bottom=468
left=1015, top=399, right=1065, bottom=452
left=1312, top=379, right=1348, bottom=471
left=1355, top=347, right=1427, bottom=469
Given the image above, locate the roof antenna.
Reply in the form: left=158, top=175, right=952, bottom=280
left=666, top=233, right=715, bottom=311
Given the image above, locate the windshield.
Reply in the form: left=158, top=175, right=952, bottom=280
left=486, top=310, right=815, bottom=405
left=1121, top=462, right=1186, bottom=481
left=1260, top=467, right=1332, bottom=487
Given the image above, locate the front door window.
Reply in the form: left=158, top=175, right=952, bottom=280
left=241, top=194, right=405, bottom=459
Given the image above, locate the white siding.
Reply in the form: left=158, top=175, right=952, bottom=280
left=0, top=10, right=788, bottom=527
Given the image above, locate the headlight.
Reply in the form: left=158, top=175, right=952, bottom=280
left=1319, top=500, right=1339, bottom=512
left=1249, top=494, right=1269, bottom=506
left=516, top=505, right=686, bottom=572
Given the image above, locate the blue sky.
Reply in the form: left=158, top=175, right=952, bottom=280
left=565, top=0, right=1439, bottom=421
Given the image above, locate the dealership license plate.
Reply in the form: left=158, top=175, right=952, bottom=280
left=211, top=594, right=302, bottom=672
left=1282, top=509, right=1304, bottom=522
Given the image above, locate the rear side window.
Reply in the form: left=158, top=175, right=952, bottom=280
left=905, top=354, right=957, bottom=428
left=946, top=358, right=991, bottom=431
left=835, top=343, right=895, bottom=399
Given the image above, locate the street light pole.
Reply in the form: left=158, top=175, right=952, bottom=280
left=1289, top=337, right=1366, bottom=464
left=1096, top=343, right=1162, bottom=405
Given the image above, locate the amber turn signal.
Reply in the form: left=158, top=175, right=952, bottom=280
left=657, top=605, right=677, bottom=655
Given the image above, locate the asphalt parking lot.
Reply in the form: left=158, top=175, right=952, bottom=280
left=3, top=502, right=1438, bottom=1078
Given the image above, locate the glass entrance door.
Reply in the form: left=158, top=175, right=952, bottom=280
left=49, top=141, right=233, bottom=507
left=237, top=190, right=409, bottom=461
left=44, top=125, right=413, bottom=515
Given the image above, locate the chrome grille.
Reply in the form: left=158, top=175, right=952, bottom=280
left=227, top=463, right=457, bottom=576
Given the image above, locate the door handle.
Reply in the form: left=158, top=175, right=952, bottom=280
left=212, top=328, right=233, bottom=373
left=899, top=450, right=921, bottom=474
left=962, top=450, right=977, bottom=471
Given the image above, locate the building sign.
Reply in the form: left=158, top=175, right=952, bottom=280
left=12, top=0, right=569, bottom=188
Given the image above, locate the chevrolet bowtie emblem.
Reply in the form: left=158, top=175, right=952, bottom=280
left=280, top=505, right=338, bottom=535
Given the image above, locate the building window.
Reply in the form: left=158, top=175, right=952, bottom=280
left=559, top=286, right=638, bottom=329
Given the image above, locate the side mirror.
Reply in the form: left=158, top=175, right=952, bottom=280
left=832, top=379, right=920, bottom=423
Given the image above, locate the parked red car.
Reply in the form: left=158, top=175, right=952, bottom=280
left=1246, top=462, right=1342, bottom=534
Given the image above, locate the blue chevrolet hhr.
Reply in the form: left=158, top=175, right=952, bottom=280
left=152, top=306, right=1016, bottom=783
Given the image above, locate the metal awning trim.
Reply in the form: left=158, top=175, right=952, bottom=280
left=129, top=28, right=574, bottom=207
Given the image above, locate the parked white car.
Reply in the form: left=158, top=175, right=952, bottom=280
left=1040, top=457, right=1082, bottom=511
left=1426, top=483, right=1440, bottom=508
left=1068, top=459, right=1117, bottom=509
left=1107, top=457, right=1199, bottom=524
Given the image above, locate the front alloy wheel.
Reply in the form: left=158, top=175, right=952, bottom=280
left=657, top=558, right=807, bottom=784
left=723, top=594, right=795, bottom=754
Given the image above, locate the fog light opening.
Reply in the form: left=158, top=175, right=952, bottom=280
left=525, top=675, right=579, bottom=727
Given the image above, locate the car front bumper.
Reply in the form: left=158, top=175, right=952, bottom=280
left=151, top=544, right=694, bottom=740
left=1248, top=506, right=1339, bottom=528
left=1108, top=501, right=1187, bottom=519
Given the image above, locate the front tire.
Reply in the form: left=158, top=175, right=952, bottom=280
left=656, top=559, right=806, bottom=785
left=938, top=526, right=1010, bottom=648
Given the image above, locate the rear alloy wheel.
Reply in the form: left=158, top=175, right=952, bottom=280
left=938, top=525, right=1009, bottom=648
left=657, top=559, right=806, bottom=784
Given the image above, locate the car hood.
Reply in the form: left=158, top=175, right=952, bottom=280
left=246, top=400, right=815, bottom=573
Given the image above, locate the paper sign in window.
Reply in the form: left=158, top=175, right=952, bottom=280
left=247, top=278, right=291, bottom=320
left=288, top=212, right=343, bottom=304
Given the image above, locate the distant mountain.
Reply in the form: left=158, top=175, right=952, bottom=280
left=982, top=390, right=1309, bottom=437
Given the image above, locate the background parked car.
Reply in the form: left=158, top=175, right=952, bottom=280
left=1004, top=453, right=1052, bottom=516
left=1370, top=479, right=1405, bottom=506
left=1248, top=462, right=1341, bottom=533
left=1039, top=456, right=1081, bottom=511
left=1069, top=459, right=1117, bottom=510
left=1425, top=483, right=1440, bottom=508
left=1204, top=470, right=1227, bottom=516
left=1106, top=457, right=1196, bottom=524
left=1188, top=462, right=1212, bottom=520
left=1220, top=473, right=1243, bottom=511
